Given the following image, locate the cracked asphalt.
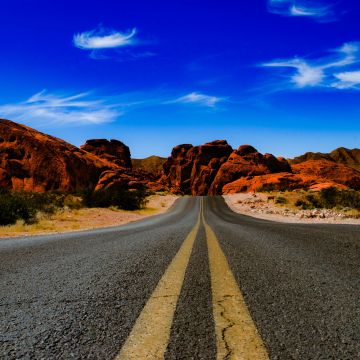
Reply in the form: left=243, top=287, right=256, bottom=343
left=1, top=196, right=360, bottom=359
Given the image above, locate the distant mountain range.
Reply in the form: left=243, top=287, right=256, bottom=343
left=132, top=156, right=166, bottom=173
left=0, top=118, right=359, bottom=194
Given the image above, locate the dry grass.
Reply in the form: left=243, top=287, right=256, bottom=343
left=0, top=194, right=178, bottom=238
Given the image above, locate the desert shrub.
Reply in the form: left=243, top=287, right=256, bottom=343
left=296, top=188, right=360, bottom=210
left=63, top=194, right=83, bottom=209
left=257, top=184, right=276, bottom=192
left=318, top=187, right=338, bottom=208
left=305, top=194, right=321, bottom=208
left=82, top=187, right=148, bottom=210
left=295, top=199, right=312, bottom=210
left=275, top=196, right=287, bottom=204
left=336, top=189, right=360, bottom=209
left=0, top=190, right=71, bottom=226
left=0, top=190, right=37, bottom=225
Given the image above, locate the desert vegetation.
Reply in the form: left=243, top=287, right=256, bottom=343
left=265, top=187, right=360, bottom=219
left=293, top=187, right=360, bottom=211
left=0, top=187, right=149, bottom=227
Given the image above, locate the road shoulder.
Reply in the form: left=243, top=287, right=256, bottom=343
left=0, top=194, right=179, bottom=239
left=224, top=193, right=360, bottom=225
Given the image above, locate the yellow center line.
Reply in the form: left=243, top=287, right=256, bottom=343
left=202, top=198, right=269, bottom=360
left=115, top=203, right=201, bottom=360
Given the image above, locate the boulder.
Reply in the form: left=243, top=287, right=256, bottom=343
left=162, top=140, right=233, bottom=195
left=80, top=139, right=132, bottom=168
left=209, top=145, right=292, bottom=194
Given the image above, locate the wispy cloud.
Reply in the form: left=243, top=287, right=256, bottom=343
left=332, top=71, right=360, bottom=89
left=0, top=90, right=230, bottom=128
left=170, top=92, right=225, bottom=108
left=73, top=25, right=154, bottom=61
left=73, top=27, right=137, bottom=50
left=268, top=0, right=337, bottom=22
left=261, top=42, right=360, bottom=90
left=0, top=90, right=121, bottom=126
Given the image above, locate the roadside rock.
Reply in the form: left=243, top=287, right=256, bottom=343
left=162, top=140, right=233, bottom=195
left=209, top=145, right=292, bottom=194
left=0, top=119, right=115, bottom=192
left=96, top=169, right=165, bottom=192
left=80, top=139, right=132, bottom=168
left=291, top=160, right=360, bottom=190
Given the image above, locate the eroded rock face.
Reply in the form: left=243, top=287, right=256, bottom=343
left=291, top=160, right=360, bottom=190
left=208, top=145, right=292, bottom=195
left=80, top=139, right=132, bottom=168
left=0, top=119, right=116, bottom=192
left=162, top=140, right=233, bottom=195
left=95, top=169, right=165, bottom=192
left=222, top=160, right=360, bottom=193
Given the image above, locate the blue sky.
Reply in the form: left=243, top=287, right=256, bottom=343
left=0, top=0, right=359, bottom=158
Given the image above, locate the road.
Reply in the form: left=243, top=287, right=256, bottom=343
left=1, top=196, right=360, bottom=359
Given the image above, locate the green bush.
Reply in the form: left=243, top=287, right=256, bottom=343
left=295, top=199, right=312, bottom=210
left=0, top=190, right=37, bottom=225
left=0, top=190, right=69, bottom=226
left=296, top=188, right=360, bottom=210
left=335, top=189, right=360, bottom=209
left=275, top=196, right=287, bottom=204
left=82, top=187, right=148, bottom=210
left=305, top=194, right=320, bottom=208
left=319, top=187, right=338, bottom=208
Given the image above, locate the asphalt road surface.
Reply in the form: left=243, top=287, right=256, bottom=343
left=1, top=196, right=360, bottom=359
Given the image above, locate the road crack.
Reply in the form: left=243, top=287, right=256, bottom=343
left=217, top=294, right=236, bottom=360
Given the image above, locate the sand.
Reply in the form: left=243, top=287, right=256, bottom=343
left=0, top=194, right=178, bottom=238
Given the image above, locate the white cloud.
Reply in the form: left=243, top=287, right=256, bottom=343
left=171, top=92, right=224, bottom=107
left=268, top=0, right=336, bottom=22
left=263, top=59, right=324, bottom=87
left=0, top=91, right=121, bottom=126
left=332, top=71, right=360, bottom=89
left=261, top=42, right=360, bottom=90
left=73, top=27, right=137, bottom=50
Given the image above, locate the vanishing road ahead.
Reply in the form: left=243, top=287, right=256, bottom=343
left=1, top=197, right=360, bottom=359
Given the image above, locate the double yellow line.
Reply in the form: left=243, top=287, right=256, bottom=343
left=116, top=198, right=269, bottom=360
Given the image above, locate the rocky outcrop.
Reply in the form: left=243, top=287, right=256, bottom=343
left=0, top=119, right=115, bottom=192
left=223, top=160, right=360, bottom=193
left=208, top=145, right=292, bottom=194
left=222, top=173, right=345, bottom=194
left=162, top=140, right=233, bottom=195
left=291, top=160, right=360, bottom=190
left=80, top=139, right=132, bottom=168
left=95, top=169, right=165, bottom=192
left=1, top=118, right=359, bottom=195
left=289, top=147, right=360, bottom=171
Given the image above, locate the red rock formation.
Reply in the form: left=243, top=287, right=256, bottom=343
left=2, top=118, right=358, bottom=195
left=96, top=169, right=165, bottom=192
left=222, top=160, right=360, bottom=193
left=162, top=140, right=233, bottom=195
left=0, top=119, right=118, bottom=192
left=291, top=160, right=360, bottom=190
left=80, top=139, right=132, bottom=168
left=222, top=173, right=342, bottom=193
left=208, top=145, right=292, bottom=194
